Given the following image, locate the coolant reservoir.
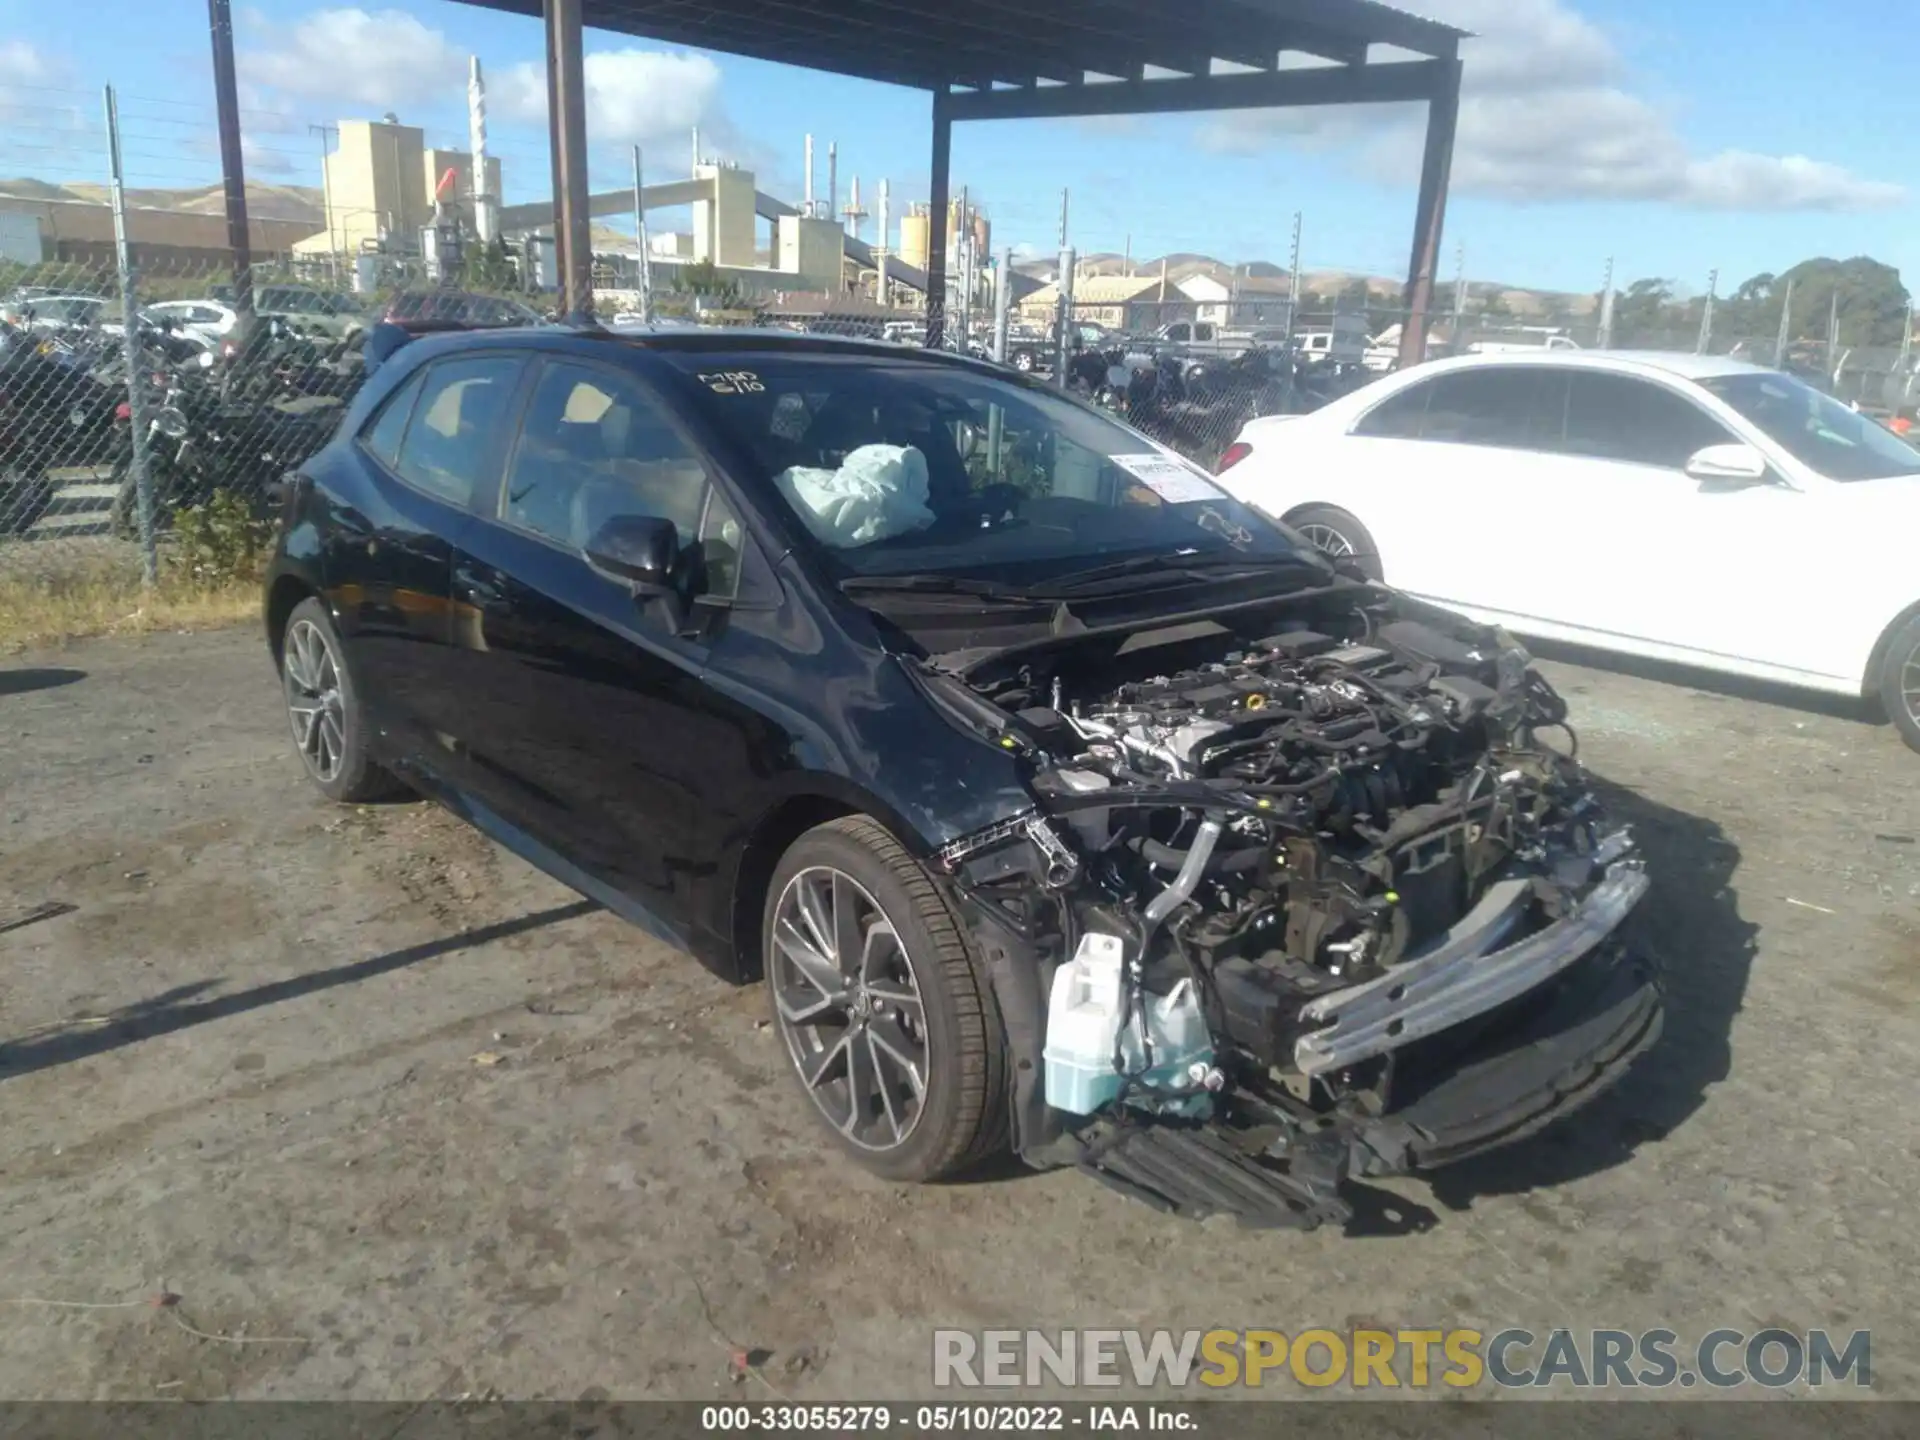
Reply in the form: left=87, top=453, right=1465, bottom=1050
left=1043, top=933, right=1127, bottom=1114
left=1129, top=978, right=1215, bottom=1119
left=1044, top=938, right=1218, bottom=1118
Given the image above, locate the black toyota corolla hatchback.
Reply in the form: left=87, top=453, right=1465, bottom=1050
left=264, top=325, right=1663, bottom=1227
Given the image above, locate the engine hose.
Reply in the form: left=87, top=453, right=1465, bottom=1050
left=1127, top=835, right=1264, bottom=874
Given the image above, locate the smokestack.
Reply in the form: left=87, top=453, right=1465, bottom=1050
left=845, top=175, right=862, bottom=239
left=827, top=142, right=837, bottom=229
left=876, top=178, right=890, bottom=307
left=804, top=134, right=814, bottom=216
left=467, top=57, right=493, bottom=244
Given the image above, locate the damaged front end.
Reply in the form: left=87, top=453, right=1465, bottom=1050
left=926, top=597, right=1664, bottom=1229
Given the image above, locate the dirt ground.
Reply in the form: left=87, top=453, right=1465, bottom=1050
left=1, top=625, right=1916, bottom=1403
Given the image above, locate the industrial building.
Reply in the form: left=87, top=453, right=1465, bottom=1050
left=293, top=117, right=502, bottom=264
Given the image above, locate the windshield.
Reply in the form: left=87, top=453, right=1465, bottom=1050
left=665, top=353, right=1320, bottom=588
left=1700, top=371, right=1920, bottom=482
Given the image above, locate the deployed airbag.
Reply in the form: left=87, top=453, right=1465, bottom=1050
left=775, top=444, right=936, bottom=547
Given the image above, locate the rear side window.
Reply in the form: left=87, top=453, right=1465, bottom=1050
left=1418, top=367, right=1566, bottom=449
left=360, top=370, right=425, bottom=469
left=391, top=355, right=525, bottom=506
left=1564, top=373, right=1733, bottom=469
left=1353, top=382, right=1431, bottom=438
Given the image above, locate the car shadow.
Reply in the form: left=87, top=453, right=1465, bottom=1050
left=1420, top=774, right=1757, bottom=1213
left=0, top=667, right=85, bottom=698
left=0, top=899, right=598, bottom=1084
left=1528, top=637, right=1881, bottom=727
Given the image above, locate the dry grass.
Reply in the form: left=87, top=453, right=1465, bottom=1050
left=0, top=538, right=257, bottom=654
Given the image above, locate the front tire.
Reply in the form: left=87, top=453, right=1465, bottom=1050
left=764, top=816, right=1008, bottom=1182
left=1879, top=615, right=1920, bottom=754
left=1285, top=503, right=1385, bottom=583
left=278, top=597, right=405, bottom=802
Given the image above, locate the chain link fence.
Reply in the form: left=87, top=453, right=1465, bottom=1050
left=7, top=252, right=1915, bottom=602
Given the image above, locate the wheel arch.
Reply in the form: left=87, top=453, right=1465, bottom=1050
left=725, top=780, right=935, bottom=985
left=1863, top=598, right=1920, bottom=700
left=264, top=573, right=318, bottom=662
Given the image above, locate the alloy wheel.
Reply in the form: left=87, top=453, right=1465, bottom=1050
left=1298, top=522, right=1356, bottom=558
left=1904, top=637, right=1920, bottom=727
left=769, top=866, right=930, bottom=1152
left=282, top=617, right=347, bottom=784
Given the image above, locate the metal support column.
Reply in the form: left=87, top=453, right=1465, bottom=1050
left=991, top=245, right=1013, bottom=363
left=1398, top=57, right=1461, bottom=369
left=924, top=90, right=952, bottom=349
left=544, top=0, right=593, bottom=320
left=207, top=0, right=253, bottom=327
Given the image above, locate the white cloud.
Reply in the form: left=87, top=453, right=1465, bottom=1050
left=242, top=8, right=466, bottom=111
left=0, top=40, right=52, bottom=88
left=497, top=49, right=722, bottom=146
left=1201, top=0, right=1902, bottom=212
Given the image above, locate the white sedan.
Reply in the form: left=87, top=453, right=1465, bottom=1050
left=1215, top=350, right=1920, bottom=752
left=142, top=299, right=239, bottom=344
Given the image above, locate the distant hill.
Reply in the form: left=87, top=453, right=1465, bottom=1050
left=0, top=179, right=325, bottom=226
left=1006, top=245, right=1592, bottom=314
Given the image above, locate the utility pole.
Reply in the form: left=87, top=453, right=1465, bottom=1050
left=631, top=145, right=652, bottom=323
left=207, top=0, right=254, bottom=328
left=804, top=134, right=814, bottom=216
left=310, top=123, right=338, bottom=282
left=1696, top=268, right=1717, bottom=354
left=1827, top=289, right=1841, bottom=375
left=1774, top=277, right=1795, bottom=368
left=1284, top=211, right=1302, bottom=344
left=1449, top=243, right=1466, bottom=350
left=1123, top=233, right=1131, bottom=278
left=827, top=142, right=838, bottom=231
left=1059, top=187, right=1070, bottom=249
left=1597, top=255, right=1615, bottom=349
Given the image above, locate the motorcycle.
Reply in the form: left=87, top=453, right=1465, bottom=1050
left=0, top=323, right=135, bottom=536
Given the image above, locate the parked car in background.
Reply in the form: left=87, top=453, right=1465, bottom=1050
left=1215, top=350, right=1920, bottom=752
left=383, top=289, right=545, bottom=328
left=262, top=326, right=1660, bottom=1222
left=4, top=294, right=109, bottom=335
left=144, top=299, right=240, bottom=345
left=1465, top=331, right=1581, bottom=356
left=209, top=284, right=366, bottom=342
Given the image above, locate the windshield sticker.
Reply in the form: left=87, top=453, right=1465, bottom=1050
left=697, top=370, right=766, bottom=395
left=1111, top=452, right=1226, bottom=505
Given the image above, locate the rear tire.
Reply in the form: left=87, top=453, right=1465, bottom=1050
left=764, top=815, right=1008, bottom=1182
left=1285, top=503, right=1385, bottom=583
left=1878, top=615, right=1920, bottom=755
left=278, top=597, right=406, bottom=803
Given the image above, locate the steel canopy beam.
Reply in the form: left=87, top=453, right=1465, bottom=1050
left=942, top=59, right=1447, bottom=122
left=1400, top=57, right=1463, bottom=367
left=544, top=0, right=593, bottom=318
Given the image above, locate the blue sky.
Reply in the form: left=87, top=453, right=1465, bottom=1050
left=2, top=0, right=1914, bottom=295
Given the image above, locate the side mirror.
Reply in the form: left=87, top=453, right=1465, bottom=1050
left=1684, top=442, right=1770, bottom=488
left=584, top=514, right=679, bottom=595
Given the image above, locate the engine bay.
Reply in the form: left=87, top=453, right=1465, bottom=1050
left=928, top=590, right=1640, bottom=1162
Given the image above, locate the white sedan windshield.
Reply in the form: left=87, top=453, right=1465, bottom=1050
left=1701, top=372, right=1920, bottom=482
